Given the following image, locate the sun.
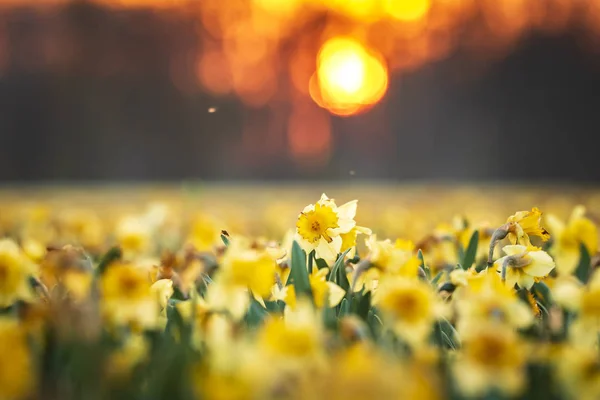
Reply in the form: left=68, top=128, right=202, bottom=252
left=313, top=37, right=388, bottom=116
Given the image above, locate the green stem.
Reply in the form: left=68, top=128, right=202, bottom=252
left=308, top=250, right=315, bottom=274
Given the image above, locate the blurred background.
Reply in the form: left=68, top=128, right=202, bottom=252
left=1, top=0, right=600, bottom=182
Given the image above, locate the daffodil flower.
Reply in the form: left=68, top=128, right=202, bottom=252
left=0, top=239, right=36, bottom=308
left=0, top=319, right=34, bottom=400
left=488, top=208, right=551, bottom=265
left=494, top=245, right=555, bottom=289
left=453, top=323, right=526, bottom=397
left=296, top=194, right=358, bottom=263
left=545, top=206, right=598, bottom=276
left=101, top=263, right=160, bottom=330
left=272, top=268, right=345, bottom=309
left=454, top=270, right=534, bottom=332
left=219, top=239, right=277, bottom=300
left=506, top=207, right=550, bottom=246
left=373, top=276, right=446, bottom=346
left=365, top=235, right=420, bottom=277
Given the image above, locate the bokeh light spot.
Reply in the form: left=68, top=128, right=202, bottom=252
left=313, top=37, right=389, bottom=116
left=384, top=0, right=431, bottom=21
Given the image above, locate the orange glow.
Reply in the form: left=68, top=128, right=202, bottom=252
left=322, top=0, right=383, bottom=21
left=287, top=101, right=331, bottom=166
left=3, top=0, right=600, bottom=163
left=313, top=37, right=388, bottom=116
left=384, top=0, right=431, bottom=22
left=197, top=50, right=233, bottom=95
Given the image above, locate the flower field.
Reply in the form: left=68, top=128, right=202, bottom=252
left=1, top=184, right=600, bottom=400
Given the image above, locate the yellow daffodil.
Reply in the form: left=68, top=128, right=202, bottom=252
left=296, top=194, right=358, bottom=262
left=57, top=208, right=105, bottom=251
left=176, top=297, right=234, bottom=349
left=260, top=299, right=323, bottom=361
left=453, top=323, right=526, bottom=397
left=0, top=319, right=34, bottom=400
left=203, top=281, right=250, bottom=321
left=565, top=270, right=600, bottom=346
left=373, top=276, right=444, bottom=346
left=494, top=245, right=555, bottom=289
left=0, top=239, right=36, bottom=308
left=259, top=317, right=320, bottom=359
left=150, top=279, right=173, bottom=328
left=186, top=213, right=223, bottom=252
left=365, top=235, right=420, bottom=277
left=449, top=268, right=470, bottom=287
left=556, top=345, right=600, bottom=400
left=116, top=216, right=151, bottom=257
left=275, top=268, right=345, bottom=309
left=101, top=263, right=160, bottom=330
left=339, top=225, right=372, bottom=256
left=506, top=207, right=550, bottom=246
left=419, top=223, right=459, bottom=271
left=546, top=206, right=598, bottom=276
left=551, top=275, right=584, bottom=311
left=218, top=240, right=277, bottom=299
left=309, top=268, right=345, bottom=308
left=454, top=270, right=534, bottom=332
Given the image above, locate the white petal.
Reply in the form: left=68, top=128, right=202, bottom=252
left=337, top=200, right=358, bottom=220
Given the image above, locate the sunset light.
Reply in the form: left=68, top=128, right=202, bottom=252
left=314, top=38, right=389, bottom=116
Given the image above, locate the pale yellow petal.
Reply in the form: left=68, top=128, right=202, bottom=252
left=524, top=251, right=555, bottom=277
left=553, top=249, right=580, bottom=276
left=545, top=214, right=566, bottom=238
left=519, top=274, right=535, bottom=290
left=502, top=245, right=528, bottom=256
left=336, top=200, right=358, bottom=221
left=326, top=282, right=346, bottom=307
left=316, top=236, right=342, bottom=263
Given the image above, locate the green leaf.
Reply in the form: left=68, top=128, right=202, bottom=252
left=329, top=248, right=351, bottom=283
left=337, top=259, right=351, bottom=293
left=290, top=241, right=313, bottom=298
left=315, top=257, right=329, bottom=270
left=575, top=243, right=592, bottom=284
left=532, top=282, right=553, bottom=309
left=461, top=230, right=479, bottom=270
left=430, top=270, right=444, bottom=286
left=338, top=298, right=350, bottom=318
left=96, top=246, right=122, bottom=275
left=434, top=319, right=460, bottom=350
left=245, top=297, right=269, bottom=328
left=165, top=303, right=187, bottom=340
left=354, top=290, right=371, bottom=321
left=323, top=307, right=338, bottom=330
left=220, top=233, right=230, bottom=247
left=367, top=309, right=384, bottom=340
left=417, top=249, right=430, bottom=279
